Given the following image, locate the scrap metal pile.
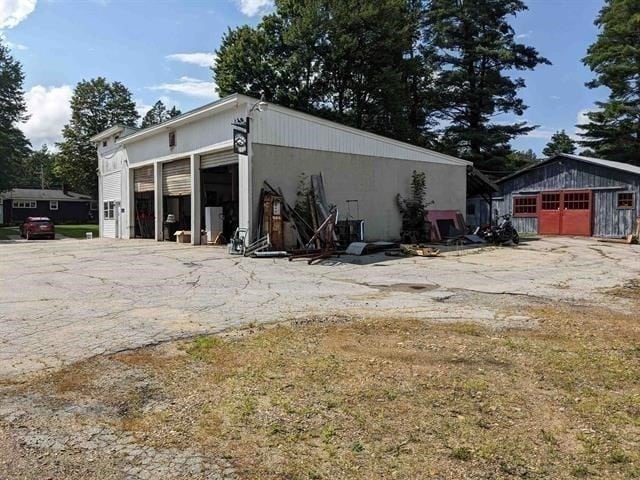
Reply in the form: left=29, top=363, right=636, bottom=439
left=230, top=174, right=341, bottom=264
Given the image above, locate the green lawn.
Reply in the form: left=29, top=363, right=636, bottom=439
left=55, top=224, right=99, bottom=239
left=0, top=224, right=98, bottom=240
left=0, top=226, right=19, bottom=240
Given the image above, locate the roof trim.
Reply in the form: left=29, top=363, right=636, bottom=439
left=498, top=153, right=640, bottom=184
left=117, top=94, right=243, bottom=145
left=262, top=101, right=471, bottom=167
left=111, top=92, right=470, bottom=166
left=90, top=125, right=128, bottom=143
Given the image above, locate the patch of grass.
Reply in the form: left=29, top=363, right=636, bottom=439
left=37, top=303, right=640, bottom=480
left=450, top=447, right=472, bottom=461
left=0, top=226, right=18, bottom=240
left=55, top=224, right=99, bottom=239
left=184, top=335, right=225, bottom=361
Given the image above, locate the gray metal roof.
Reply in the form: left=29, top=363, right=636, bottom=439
left=560, top=153, right=640, bottom=176
left=1, top=188, right=93, bottom=201
left=498, top=153, right=640, bottom=183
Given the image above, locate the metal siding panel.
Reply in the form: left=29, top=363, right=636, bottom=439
left=200, top=150, right=237, bottom=169
left=133, top=166, right=154, bottom=192
left=162, top=159, right=191, bottom=196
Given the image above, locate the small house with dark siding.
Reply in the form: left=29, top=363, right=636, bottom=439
left=0, top=188, right=96, bottom=226
left=488, top=154, right=640, bottom=238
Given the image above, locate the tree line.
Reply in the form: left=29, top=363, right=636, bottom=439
left=1, top=0, right=638, bottom=197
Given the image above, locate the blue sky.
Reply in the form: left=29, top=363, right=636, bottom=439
left=1, top=0, right=606, bottom=155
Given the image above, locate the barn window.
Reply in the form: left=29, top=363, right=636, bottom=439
left=541, top=193, right=560, bottom=210
left=513, top=196, right=537, bottom=216
left=169, top=131, right=176, bottom=148
left=564, top=192, right=590, bottom=210
left=103, top=201, right=115, bottom=220
left=49, top=200, right=58, bottom=211
left=617, top=192, right=634, bottom=209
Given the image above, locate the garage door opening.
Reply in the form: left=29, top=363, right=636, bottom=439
left=133, top=166, right=155, bottom=239
left=201, top=163, right=239, bottom=241
left=162, top=159, right=191, bottom=241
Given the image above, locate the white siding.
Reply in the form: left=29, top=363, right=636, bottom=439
left=251, top=144, right=467, bottom=241
left=102, top=172, right=121, bottom=238
left=125, top=106, right=244, bottom=165
left=251, top=106, right=468, bottom=167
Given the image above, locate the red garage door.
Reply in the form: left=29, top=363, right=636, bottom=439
left=538, top=190, right=592, bottom=236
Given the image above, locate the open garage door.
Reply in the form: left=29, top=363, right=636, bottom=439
left=162, top=159, right=191, bottom=239
left=133, top=166, right=155, bottom=238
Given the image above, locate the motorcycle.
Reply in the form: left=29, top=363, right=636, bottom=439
left=474, top=213, right=520, bottom=245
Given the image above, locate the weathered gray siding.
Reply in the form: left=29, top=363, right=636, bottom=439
left=497, top=158, right=640, bottom=237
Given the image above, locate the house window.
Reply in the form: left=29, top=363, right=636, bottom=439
left=103, top=201, right=115, bottom=220
left=617, top=192, right=634, bottom=209
left=12, top=200, right=37, bottom=209
left=49, top=200, right=59, bottom=210
left=513, top=196, right=537, bottom=216
left=169, top=131, right=176, bottom=148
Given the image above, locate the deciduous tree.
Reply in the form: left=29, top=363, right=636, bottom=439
left=55, top=78, right=138, bottom=196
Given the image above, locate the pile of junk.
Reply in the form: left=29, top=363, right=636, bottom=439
left=223, top=174, right=516, bottom=265
left=227, top=174, right=357, bottom=264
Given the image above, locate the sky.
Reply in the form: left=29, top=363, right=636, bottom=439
left=1, top=0, right=607, bottom=156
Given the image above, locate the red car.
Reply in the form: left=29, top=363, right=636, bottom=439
left=20, top=217, right=56, bottom=240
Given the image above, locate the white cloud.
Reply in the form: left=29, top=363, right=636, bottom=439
left=19, top=84, right=73, bottom=149
left=135, top=99, right=153, bottom=119
left=516, top=30, right=533, bottom=39
left=166, top=52, right=216, bottom=68
left=148, top=76, right=218, bottom=99
left=549, top=95, right=560, bottom=100
left=0, top=0, right=37, bottom=29
left=236, top=0, right=273, bottom=17
left=0, top=32, right=27, bottom=50
left=526, top=128, right=555, bottom=140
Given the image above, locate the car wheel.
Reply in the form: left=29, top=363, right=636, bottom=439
left=49, top=235, right=55, bottom=240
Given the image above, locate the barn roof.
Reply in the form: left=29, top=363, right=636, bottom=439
left=498, top=153, right=640, bottom=184
left=1, top=188, right=93, bottom=201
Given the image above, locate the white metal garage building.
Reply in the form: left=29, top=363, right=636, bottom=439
left=92, top=93, right=470, bottom=245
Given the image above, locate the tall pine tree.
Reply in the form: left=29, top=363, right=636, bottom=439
left=423, top=0, right=550, bottom=171
left=214, top=0, right=434, bottom=144
left=55, top=78, right=138, bottom=196
left=542, top=130, right=576, bottom=157
left=141, top=100, right=181, bottom=128
left=0, top=39, right=31, bottom=192
left=579, top=0, right=640, bottom=165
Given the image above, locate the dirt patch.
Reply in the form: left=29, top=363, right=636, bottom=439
left=606, top=279, right=640, bottom=301
left=2, top=304, right=639, bottom=479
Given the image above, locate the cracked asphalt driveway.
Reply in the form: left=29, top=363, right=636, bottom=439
left=1, top=237, right=639, bottom=380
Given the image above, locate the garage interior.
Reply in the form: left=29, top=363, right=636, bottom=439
left=201, top=163, right=239, bottom=241
left=133, top=166, right=155, bottom=239
left=162, top=159, right=191, bottom=241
